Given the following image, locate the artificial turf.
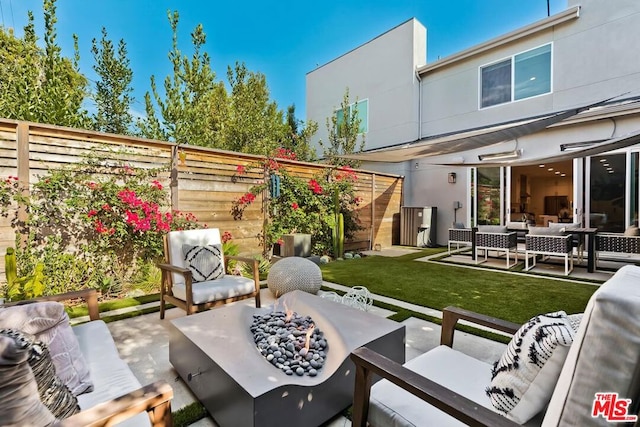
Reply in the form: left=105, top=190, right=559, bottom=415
left=320, top=249, right=598, bottom=324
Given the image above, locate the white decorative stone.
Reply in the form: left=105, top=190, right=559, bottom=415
left=267, top=257, right=322, bottom=297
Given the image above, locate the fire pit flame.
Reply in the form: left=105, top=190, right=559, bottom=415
left=304, top=324, right=315, bottom=352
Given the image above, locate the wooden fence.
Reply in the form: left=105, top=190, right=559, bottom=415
left=0, top=119, right=404, bottom=275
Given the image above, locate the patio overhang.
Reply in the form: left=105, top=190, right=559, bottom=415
left=339, top=95, right=624, bottom=163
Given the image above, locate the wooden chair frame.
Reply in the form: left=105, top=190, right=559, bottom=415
left=351, top=306, right=520, bottom=427
left=157, top=235, right=261, bottom=318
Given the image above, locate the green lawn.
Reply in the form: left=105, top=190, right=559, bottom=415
left=321, top=249, right=598, bottom=324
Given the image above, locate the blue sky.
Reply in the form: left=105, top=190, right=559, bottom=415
left=1, top=0, right=565, bottom=121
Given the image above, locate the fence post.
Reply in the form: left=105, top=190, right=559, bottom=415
left=170, top=145, right=179, bottom=212
left=16, top=122, right=30, bottom=249
left=370, top=174, right=376, bottom=250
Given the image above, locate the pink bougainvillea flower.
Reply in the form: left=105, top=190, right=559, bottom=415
left=236, top=165, right=246, bottom=175
left=222, top=231, right=233, bottom=243
left=87, top=182, right=98, bottom=190
left=291, top=202, right=299, bottom=210
left=87, top=209, right=98, bottom=218
left=102, top=203, right=111, bottom=211
left=277, top=238, right=284, bottom=246
left=308, top=179, right=323, bottom=195
left=94, top=220, right=108, bottom=234
left=151, top=180, right=163, bottom=190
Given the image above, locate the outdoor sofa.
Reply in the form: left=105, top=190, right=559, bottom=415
left=350, top=264, right=640, bottom=426
left=0, top=289, right=173, bottom=426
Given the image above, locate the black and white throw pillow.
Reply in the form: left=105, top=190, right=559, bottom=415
left=182, top=244, right=225, bottom=282
left=486, top=311, right=576, bottom=424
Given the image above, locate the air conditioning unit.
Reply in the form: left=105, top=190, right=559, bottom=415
left=400, top=206, right=438, bottom=247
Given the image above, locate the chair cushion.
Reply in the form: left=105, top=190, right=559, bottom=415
left=0, top=302, right=93, bottom=395
left=543, top=264, right=640, bottom=426
left=0, top=329, right=57, bottom=427
left=167, top=228, right=224, bottom=286
left=527, top=226, right=564, bottom=236
left=182, top=244, right=225, bottom=282
left=624, top=225, right=640, bottom=236
left=172, top=275, right=256, bottom=304
left=73, top=320, right=150, bottom=427
left=487, top=311, right=576, bottom=424
left=369, top=345, right=496, bottom=427
left=478, top=225, right=507, bottom=233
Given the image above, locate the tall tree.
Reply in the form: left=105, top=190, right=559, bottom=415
left=91, top=27, right=134, bottom=135
left=137, top=10, right=226, bottom=146
left=0, top=0, right=89, bottom=127
left=321, top=88, right=365, bottom=167
left=221, top=62, right=287, bottom=156
left=282, top=104, right=318, bottom=162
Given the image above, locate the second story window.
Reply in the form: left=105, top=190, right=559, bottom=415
left=481, top=43, right=552, bottom=108
left=336, top=99, right=368, bottom=134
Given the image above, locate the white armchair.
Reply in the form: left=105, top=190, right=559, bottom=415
left=157, top=228, right=260, bottom=318
left=351, top=265, right=640, bottom=426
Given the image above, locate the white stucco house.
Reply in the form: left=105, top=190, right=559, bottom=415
left=306, top=0, right=640, bottom=246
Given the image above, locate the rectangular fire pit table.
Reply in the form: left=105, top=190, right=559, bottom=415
left=169, top=290, right=405, bottom=427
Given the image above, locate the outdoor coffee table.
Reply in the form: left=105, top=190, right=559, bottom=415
left=169, top=290, right=405, bottom=427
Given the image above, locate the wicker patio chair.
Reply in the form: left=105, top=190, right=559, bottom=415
left=595, top=232, right=640, bottom=266
left=447, top=228, right=474, bottom=254
left=475, top=229, right=518, bottom=268
left=525, top=229, right=573, bottom=275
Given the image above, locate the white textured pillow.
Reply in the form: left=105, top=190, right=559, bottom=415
left=527, top=226, right=564, bottom=236
left=486, top=311, right=576, bottom=424
left=182, top=244, right=225, bottom=282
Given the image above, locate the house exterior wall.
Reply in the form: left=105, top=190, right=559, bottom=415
left=306, top=19, right=426, bottom=155
left=419, top=0, right=640, bottom=137
left=306, top=0, right=640, bottom=247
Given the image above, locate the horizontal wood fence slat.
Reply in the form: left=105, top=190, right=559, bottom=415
left=0, top=119, right=403, bottom=279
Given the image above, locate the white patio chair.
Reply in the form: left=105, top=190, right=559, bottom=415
left=351, top=264, right=640, bottom=426
left=157, top=228, right=260, bottom=318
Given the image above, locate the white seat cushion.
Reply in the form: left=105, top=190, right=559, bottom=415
left=74, top=321, right=149, bottom=427
left=172, top=275, right=256, bottom=304
left=369, top=345, right=496, bottom=427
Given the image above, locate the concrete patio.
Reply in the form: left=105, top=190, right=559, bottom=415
left=103, top=283, right=508, bottom=426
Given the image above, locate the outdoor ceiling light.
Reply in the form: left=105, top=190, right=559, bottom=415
left=560, top=141, right=600, bottom=152
left=539, top=164, right=545, bottom=168
left=478, top=149, right=522, bottom=161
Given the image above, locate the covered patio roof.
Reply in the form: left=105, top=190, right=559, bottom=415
left=341, top=95, right=633, bottom=164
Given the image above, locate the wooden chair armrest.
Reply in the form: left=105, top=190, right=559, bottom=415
left=350, top=347, right=518, bottom=427
left=4, top=289, right=100, bottom=321
left=59, top=380, right=173, bottom=427
left=157, top=263, right=192, bottom=276
left=441, top=306, right=520, bottom=347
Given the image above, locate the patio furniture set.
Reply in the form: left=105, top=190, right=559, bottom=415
left=3, top=227, right=639, bottom=426
left=447, top=221, right=639, bottom=275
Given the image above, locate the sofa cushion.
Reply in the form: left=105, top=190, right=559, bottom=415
left=0, top=302, right=93, bottom=395
left=369, top=345, right=496, bottom=427
left=478, top=225, right=507, bottom=233
left=543, top=264, right=640, bottom=426
left=624, top=225, right=640, bottom=236
left=172, top=275, right=256, bottom=304
left=527, top=226, right=564, bottom=236
left=182, top=243, right=225, bottom=282
left=0, top=329, right=57, bottom=427
left=487, top=311, right=576, bottom=424
left=73, top=320, right=150, bottom=427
